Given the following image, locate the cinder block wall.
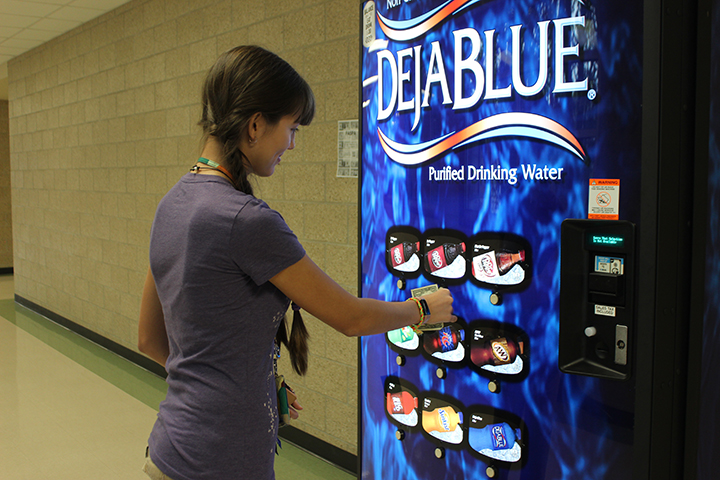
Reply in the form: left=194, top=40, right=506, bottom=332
left=8, top=0, right=360, bottom=453
left=0, top=100, right=11, bottom=269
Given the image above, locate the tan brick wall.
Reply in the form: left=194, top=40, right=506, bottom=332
left=7, top=0, right=360, bottom=454
left=0, top=100, right=11, bottom=269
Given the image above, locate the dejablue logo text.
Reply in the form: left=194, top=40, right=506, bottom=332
left=366, top=0, right=594, bottom=167
left=376, top=18, right=589, bottom=131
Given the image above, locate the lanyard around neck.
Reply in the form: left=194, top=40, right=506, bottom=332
left=198, top=157, right=234, bottom=183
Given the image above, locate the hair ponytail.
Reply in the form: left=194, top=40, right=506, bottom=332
left=276, top=302, right=310, bottom=376
left=199, top=45, right=315, bottom=196
left=223, top=145, right=255, bottom=195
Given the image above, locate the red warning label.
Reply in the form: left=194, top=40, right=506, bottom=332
left=588, top=179, right=620, bottom=220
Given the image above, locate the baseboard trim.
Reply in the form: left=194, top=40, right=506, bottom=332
left=13, top=295, right=359, bottom=475
left=15, top=295, right=167, bottom=379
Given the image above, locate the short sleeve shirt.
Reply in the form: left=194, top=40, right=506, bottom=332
left=147, top=173, right=305, bottom=480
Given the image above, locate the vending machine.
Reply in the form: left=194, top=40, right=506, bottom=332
left=357, top=0, right=716, bottom=478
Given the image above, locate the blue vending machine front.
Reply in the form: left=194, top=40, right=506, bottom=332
left=358, top=0, right=644, bottom=479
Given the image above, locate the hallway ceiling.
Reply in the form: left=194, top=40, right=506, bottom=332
left=0, top=0, right=132, bottom=100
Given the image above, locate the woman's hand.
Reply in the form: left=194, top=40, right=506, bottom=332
left=286, top=385, right=302, bottom=420
left=417, top=288, right=457, bottom=325
left=288, top=398, right=303, bottom=420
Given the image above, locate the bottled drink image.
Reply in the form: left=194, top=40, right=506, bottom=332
left=423, top=325, right=466, bottom=363
left=389, top=241, right=420, bottom=268
left=496, top=251, right=524, bottom=273
left=425, top=242, right=466, bottom=278
left=385, top=379, right=421, bottom=428
left=468, top=422, right=523, bottom=463
left=472, top=250, right=525, bottom=280
left=385, top=229, right=423, bottom=276
left=387, top=325, right=419, bottom=350
left=425, top=325, right=465, bottom=354
left=426, top=242, right=466, bottom=273
left=387, top=391, right=419, bottom=415
left=471, top=337, right=524, bottom=367
left=469, top=324, right=529, bottom=377
left=423, top=324, right=466, bottom=362
left=422, top=406, right=464, bottom=444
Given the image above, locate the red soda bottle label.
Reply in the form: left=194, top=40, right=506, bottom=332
left=390, top=244, right=406, bottom=267
left=390, top=242, right=419, bottom=267
left=387, top=392, right=418, bottom=415
left=427, top=245, right=448, bottom=272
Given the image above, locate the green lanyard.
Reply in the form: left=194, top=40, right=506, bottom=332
left=197, top=157, right=234, bottom=182
left=198, top=157, right=221, bottom=168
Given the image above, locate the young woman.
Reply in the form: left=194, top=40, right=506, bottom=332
left=138, top=45, right=456, bottom=480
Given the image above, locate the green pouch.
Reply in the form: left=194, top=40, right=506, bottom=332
left=275, top=374, right=295, bottom=427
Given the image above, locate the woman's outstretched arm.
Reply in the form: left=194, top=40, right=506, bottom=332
left=270, top=254, right=456, bottom=337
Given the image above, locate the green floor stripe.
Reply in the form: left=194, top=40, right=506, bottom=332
left=0, top=299, right=167, bottom=410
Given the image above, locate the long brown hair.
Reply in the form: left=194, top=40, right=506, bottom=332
left=275, top=303, right=310, bottom=376
left=199, top=46, right=313, bottom=375
left=198, top=45, right=315, bottom=196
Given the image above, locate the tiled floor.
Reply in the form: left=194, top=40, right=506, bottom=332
left=0, top=274, right=354, bottom=480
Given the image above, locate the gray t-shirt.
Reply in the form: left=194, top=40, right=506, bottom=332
left=147, top=173, right=305, bottom=480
